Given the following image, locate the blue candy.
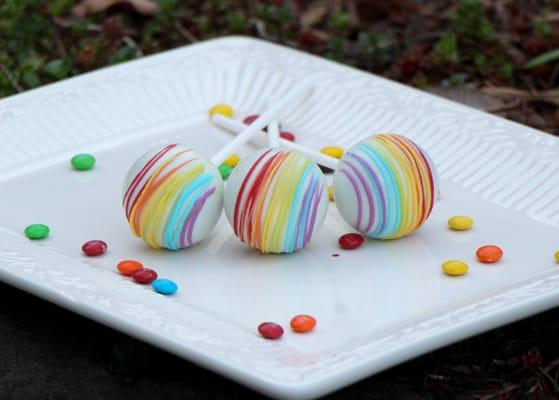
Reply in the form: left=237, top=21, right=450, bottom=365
left=152, top=279, right=178, bottom=295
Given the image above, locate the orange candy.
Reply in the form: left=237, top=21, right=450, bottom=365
left=476, top=245, right=503, bottom=263
left=117, top=259, right=144, bottom=276
left=290, top=314, right=316, bottom=333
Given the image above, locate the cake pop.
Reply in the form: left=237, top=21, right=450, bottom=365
left=123, top=83, right=313, bottom=250
left=222, top=133, right=329, bottom=254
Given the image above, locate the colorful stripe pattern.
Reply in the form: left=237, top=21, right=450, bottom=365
left=334, top=134, right=438, bottom=239
left=123, top=144, right=223, bottom=250
left=224, top=148, right=328, bottom=254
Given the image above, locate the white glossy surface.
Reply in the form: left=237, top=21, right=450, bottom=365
left=0, top=37, right=559, bottom=400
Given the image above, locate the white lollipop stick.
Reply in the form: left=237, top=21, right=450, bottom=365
left=267, top=120, right=281, bottom=148
left=211, top=115, right=339, bottom=170
left=210, top=82, right=312, bottom=165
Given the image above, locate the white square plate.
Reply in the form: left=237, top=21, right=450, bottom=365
left=1, top=37, right=559, bottom=400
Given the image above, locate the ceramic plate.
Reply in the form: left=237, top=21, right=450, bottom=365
left=1, top=37, right=559, bottom=400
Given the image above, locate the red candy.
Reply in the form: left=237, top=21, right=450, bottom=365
left=82, top=240, right=107, bottom=256
left=279, top=131, right=295, bottom=142
left=338, top=233, right=364, bottom=250
left=132, top=268, right=158, bottom=284
left=258, top=322, right=284, bottom=340
left=243, top=114, right=259, bottom=125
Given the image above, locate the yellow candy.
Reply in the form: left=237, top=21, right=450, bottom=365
left=224, top=154, right=240, bottom=168
left=442, top=260, right=468, bottom=276
left=448, top=215, right=473, bottom=231
left=320, top=146, right=344, bottom=159
left=209, top=103, right=233, bottom=118
left=328, top=186, right=334, bottom=202
left=555, top=251, right=559, bottom=263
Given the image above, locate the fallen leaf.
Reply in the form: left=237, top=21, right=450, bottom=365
left=300, top=0, right=329, bottom=28
left=72, top=0, right=159, bottom=18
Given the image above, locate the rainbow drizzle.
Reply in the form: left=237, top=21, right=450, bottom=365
left=229, top=149, right=327, bottom=253
left=336, top=134, right=438, bottom=239
left=123, top=144, right=220, bottom=250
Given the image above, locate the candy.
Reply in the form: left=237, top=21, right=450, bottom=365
left=320, top=146, right=344, bottom=159
left=218, top=163, right=233, bottom=180
left=448, top=216, right=473, bottom=231
left=152, top=279, right=178, bottom=295
left=258, top=322, right=284, bottom=340
left=24, top=224, right=49, bottom=240
left=280, top=132, right=295, bottom=142
left=71, top=154, right=95, bottom=171
left=133, top=268, right=158, bottom=284
left=117, top=259, right=143, bottom=276
left=224, top=148, right=329, bottom=253
left=476, top=245, right=503, bottom=263
left=243, top=115, right=260, bottom=125
left=442, top=260, right=468, bottom=276
left=209, top=103, right=233, bottom=118
left=338, top=233, right=365, bottom=249
left=224, top=154, right=240, bottom=168
left=333, top=134, right=438, bottom=239
left=328, top=186, right=334, bottom=201
left=123, top=144, right=223, bottom=250
left=290, top=315, right=316, bottom=333
left=82, top=240, right=107, bottom=256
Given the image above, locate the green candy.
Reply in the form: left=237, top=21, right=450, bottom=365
left=218, top=163, right=233, bottom=180
left=24, top=224, right=50, bottom=240
left=71, top=153, right=95, bottom=171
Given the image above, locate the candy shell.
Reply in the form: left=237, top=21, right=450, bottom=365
left=224, top=154, right=240, bottom=168
left=82, top=240, right=107, bottom=256
left=448, top=216, right=473, bottom=231
left=209, top=103, right=233, bottom=118
left=24, top=224, right=50, bottom=240
left=333, top=134, right=438, bottom=239
left=133, top=268, right=158, bottom=284
left=328, top=186, right=334, bottom=201
left=258, top=322, right=284, bottom=340
left=218, top=163, right=233, bottom=180
left=279, top=132, right=295, bottom=142
left=243, top=115, right=259, bottom=125
left=290, top=315, right=316, bottom=333
left=476, top=245, right=503, bottom=263
left=338, top=233, right=364, bottom=249
left=224, top=148, right=329, bottom=254
left=442, top=260, right=468, bottom=276
left=71, top=153, right=96, bottom=171
left=320, top=146, right=344, bottom=159
left=123, top=144, right=223, bottom=250
left=117, top=259, right=143, bottom=276
left=152, top=279, right=178, bottom=295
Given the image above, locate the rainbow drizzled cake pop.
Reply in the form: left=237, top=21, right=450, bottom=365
left=123, top=144, right=223, bottom=250
left=333, top=134, right=438, bottom=239
left=224, top=148, right=329, bottom=254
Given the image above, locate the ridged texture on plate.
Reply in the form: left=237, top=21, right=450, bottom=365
left=334, top=134, right=438, bottom=239
left=123, top=144, right=223, bottom=250
left=224, top=148, right=328, bottom=253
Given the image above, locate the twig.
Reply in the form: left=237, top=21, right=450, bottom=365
left=482, top=86, right=559, bottom=105
left=122, top=36, right=143, bottom=57
left=173, top=20, right=198, bottom=43
left=488, top=98, right=522, bottom=113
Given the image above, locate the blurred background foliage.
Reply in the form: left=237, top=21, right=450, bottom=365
left=2, top=0, right=559, bottom=132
